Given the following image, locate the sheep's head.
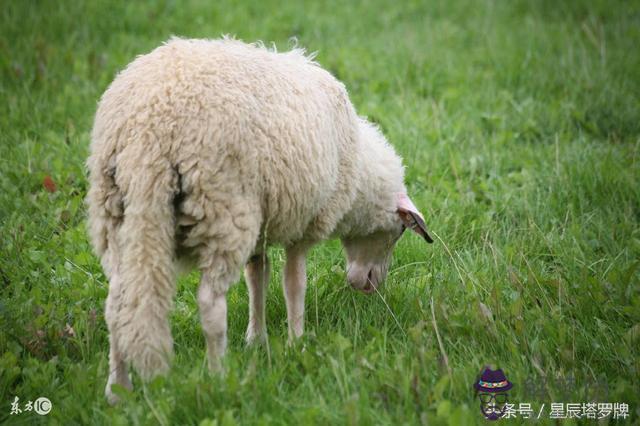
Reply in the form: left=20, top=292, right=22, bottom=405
left=342, top=193, right=433, bottom=294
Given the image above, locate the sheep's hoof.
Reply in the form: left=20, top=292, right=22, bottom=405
left=207, top=358, right=226, bottom=376
left=105, top=387, right=121, bottom=406
left=245, top=328, right=267, bottom=346
left=105, top=373, right=133, bottom=405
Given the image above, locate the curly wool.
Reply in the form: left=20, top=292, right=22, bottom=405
left=87, top=37, right=406, bottom=379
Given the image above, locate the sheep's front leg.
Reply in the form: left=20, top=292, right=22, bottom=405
left=198, top=273, right=228, bottom=372
left=245, top=253, right=270, bottom=344
left=283, top=244, right=310, bottom=340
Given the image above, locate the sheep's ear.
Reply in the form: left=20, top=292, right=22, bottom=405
left=396, top=193, right=434, bottom=243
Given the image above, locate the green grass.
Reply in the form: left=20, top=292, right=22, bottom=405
left=1, top=0, right=639, bottom=424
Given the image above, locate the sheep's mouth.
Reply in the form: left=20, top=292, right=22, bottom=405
left=362, top=270, right=376, bottom=294
left=347, top=267, right=378, bottom=294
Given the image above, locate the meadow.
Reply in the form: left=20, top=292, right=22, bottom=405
left=1, top=0, right=639, bottom=424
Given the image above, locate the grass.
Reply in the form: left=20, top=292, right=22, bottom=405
left=1, top=0, right=639, bottom=424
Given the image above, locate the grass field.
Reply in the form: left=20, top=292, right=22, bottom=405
left=1, top=0, right=639, bottom=424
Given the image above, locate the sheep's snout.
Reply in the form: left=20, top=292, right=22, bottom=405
left=347, top=265, right=380, bottom=294
left=342, top=230, right=400, bottom=295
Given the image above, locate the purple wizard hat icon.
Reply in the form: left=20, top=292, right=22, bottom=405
left=474, top=367, right=513, bottom=393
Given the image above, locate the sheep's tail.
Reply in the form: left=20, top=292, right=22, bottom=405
left=114, top=158, right=179, bottom=380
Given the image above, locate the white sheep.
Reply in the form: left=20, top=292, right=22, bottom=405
left=87, top=37, right=433, bottom=404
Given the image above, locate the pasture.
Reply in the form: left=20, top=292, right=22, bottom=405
left=1, top=0, right=638, bottom=423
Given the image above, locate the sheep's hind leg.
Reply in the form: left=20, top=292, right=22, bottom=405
left=283, top=243, right=310, bottom=341
left=104, top=269, right=133, bottom=405
left=196, top=204, right=261, bottom=372
left=197, top=272, right=229, bottom=373
left=244, top=253, right=270, bottom=344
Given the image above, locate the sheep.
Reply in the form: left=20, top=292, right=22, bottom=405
left=86, top=37, right=433, bottom=404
